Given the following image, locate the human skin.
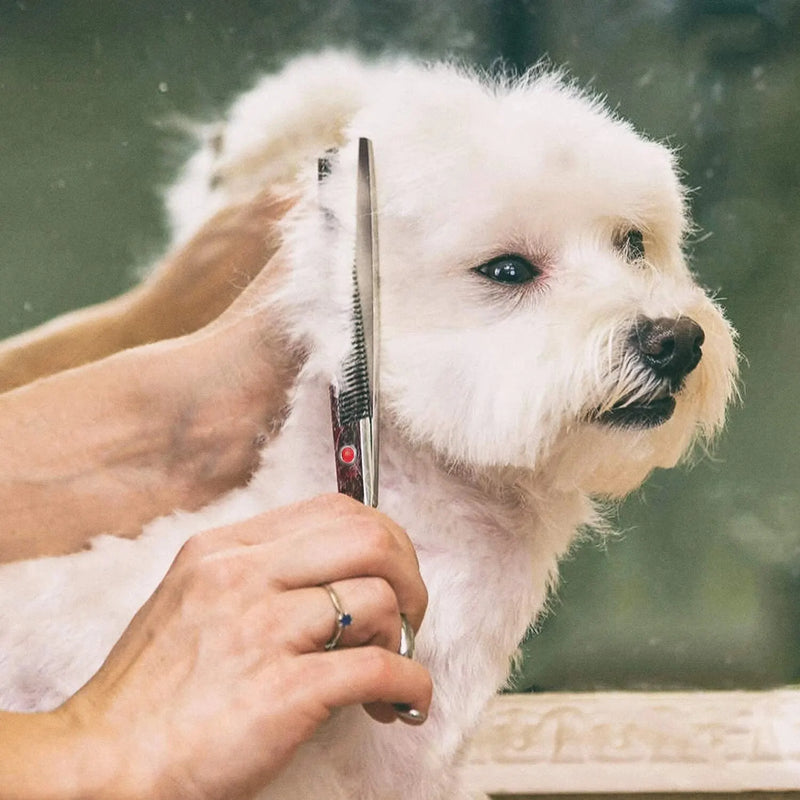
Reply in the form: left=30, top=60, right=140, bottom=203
left=0, top=195, right=432, bottom=797
left=0, top=194, right=300, bottom=563
left=0, top=495, right=432, bottom=800
left=0, top=192, right=294, bottom=393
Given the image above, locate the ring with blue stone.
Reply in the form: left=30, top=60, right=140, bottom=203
left=322, top=583, right=352, bottom=651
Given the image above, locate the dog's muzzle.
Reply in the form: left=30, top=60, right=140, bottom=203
left=597, top=315, right=705, bottom=429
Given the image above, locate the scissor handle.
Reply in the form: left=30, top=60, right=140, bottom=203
left=329, top=387, right=366, bottom=503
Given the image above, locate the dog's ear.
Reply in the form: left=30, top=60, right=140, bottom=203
left=165, top=52, right=372, bottom=247
left=196, top=53, right=370, bottom=204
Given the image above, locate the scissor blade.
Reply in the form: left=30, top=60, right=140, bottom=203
left=355, top=137, right=378, bottom=420
left=353, top=137, right=379, bottom=507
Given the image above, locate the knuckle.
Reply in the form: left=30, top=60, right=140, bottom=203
left=370, top=578, right=401, bottom=621
left=176, top=532, right=211, bottom=565
left=192, top=553, right=242, bottom=592
left=353, top=519, right=396, bottom=561
left=358, top=646, right=394, bottom=685
left=313, top=492, right=360, bottom=517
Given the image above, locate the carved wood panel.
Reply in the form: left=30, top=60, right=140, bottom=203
left=463, top=691, right=800, bottom=794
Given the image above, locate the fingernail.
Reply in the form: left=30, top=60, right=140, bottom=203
left=393, top=703, right=427, bottom=725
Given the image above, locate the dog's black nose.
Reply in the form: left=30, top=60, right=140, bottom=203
left=635, top=316, right=705, bottom=384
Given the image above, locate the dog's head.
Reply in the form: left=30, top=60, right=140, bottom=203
left=261, top=57, right=739, bottom=497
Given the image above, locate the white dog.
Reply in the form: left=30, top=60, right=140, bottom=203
left=0, top=53, right=738, bottom=799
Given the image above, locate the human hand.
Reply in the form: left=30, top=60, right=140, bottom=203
left=0, top=193, right=303, bottom=560
left=56, top=494, right=430, bottom=800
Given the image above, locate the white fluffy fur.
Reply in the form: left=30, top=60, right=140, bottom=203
left=0, top=53, right=738, bottom=799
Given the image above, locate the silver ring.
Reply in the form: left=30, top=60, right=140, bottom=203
left=398, top=614, right=415, bottom=659
left=322, top=583, right=352, bottom=651
left=393, top=616, right=425, bottom=724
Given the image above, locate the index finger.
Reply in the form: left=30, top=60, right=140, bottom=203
left=192, top=495, right=427, bottom=631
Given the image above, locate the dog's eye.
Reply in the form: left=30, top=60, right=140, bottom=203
left=618, top=229, right=646, bottom=261
left=474, top=255, right=539, bottom=285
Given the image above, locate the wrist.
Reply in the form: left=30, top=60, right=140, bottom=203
left=0, top=706, right=125, bottom=800
left=52, top=696, right=160, bottom=800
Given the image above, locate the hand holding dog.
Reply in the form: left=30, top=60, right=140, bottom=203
left=0, top=193, right=300, bottom=563
left=1, top=495, right=430, bottom=800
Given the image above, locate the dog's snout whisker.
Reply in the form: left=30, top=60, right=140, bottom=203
left=590, top=334, right=681, bottom=428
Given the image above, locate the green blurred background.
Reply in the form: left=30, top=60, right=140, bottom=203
left=1, top=0, right=798, bottom=692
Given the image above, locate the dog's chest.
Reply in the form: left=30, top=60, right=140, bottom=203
left=0, top=376, right=575, bottom=799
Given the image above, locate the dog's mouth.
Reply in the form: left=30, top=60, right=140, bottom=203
left=593, top=390, right=677, bottom=429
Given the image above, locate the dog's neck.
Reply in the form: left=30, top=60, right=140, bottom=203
left=265, top=361, right=578, bottom=519
left=260, top=364, right=592, bottom=643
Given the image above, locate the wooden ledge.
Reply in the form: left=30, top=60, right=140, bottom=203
left=463, top=690, right=800, bottom=795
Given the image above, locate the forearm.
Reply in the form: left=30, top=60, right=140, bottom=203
left=0, top=341, right=207, bottom=560
left=0, top=295, right=141, bottom=393
left=0, top=192, right=293, bottom=393
left=0, top=313, right=298, bottom=563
